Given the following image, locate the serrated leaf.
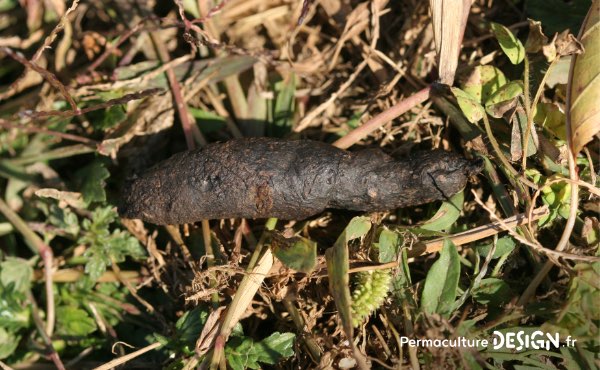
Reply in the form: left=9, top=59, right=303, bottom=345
left=462, top=65, right=508, bottom=103
left=254, top=332, right=295, bottom=364
left=271, top=232, right=317, bottom=273
left=225, top=332, right=295, bottom=370
left=176, top=307, right=209, bottom=347
left=569, top=0, right=600, bottom=156
left=0, top=327, right=19, bottom=360
left=421, top=239, right=460, bottom=317
left=75, top=160, right=110, bottom=205
left=451, top=87, right=486, bottom=123
left=0, top=258, right=32, bottom=293
left=420, top=191, right=464, bottom=231
left=491, top=22, right=525, bottom=64
left=56, top=306, right=97, bottom=336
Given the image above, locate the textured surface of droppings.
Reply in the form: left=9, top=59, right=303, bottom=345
left=119, top=138, right=483, bottom=224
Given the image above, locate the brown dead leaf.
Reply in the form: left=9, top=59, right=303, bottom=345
left=568, top=0, right=600, bottom=156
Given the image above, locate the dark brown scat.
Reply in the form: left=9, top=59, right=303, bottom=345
left=118, top=138, right=483, bottom=225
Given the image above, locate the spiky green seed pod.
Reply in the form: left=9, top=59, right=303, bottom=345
left=351, top=269, right=392, bottom=326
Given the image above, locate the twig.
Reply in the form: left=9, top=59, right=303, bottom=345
left=1, top=47, right=77, bottom=110
left=27, top=292, right=65, bottom=370
left=22, top=88, right=162, bottom=120
left=87, top=20, right=145, bottom=72
left=149, top=33, right=206, bottom=148
left=332, top=86, right=432, bottom=149
left=0, top=118, right=97, bottom=146
left=93, top=342, right=162, bottom=370
left=472, top=191, right=595, bottom=263
left=522, top=58, right=558, bottom=171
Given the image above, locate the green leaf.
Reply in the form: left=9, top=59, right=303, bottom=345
left=475, top=236, right=516, bottom=259
left=0, top=257, right=32, bottom=293
left=491, top=22, right=525, bottom=64
left=472, top=278, right=513, bottom=305
left=421, top=239, right=460, bottom=317
left=0, top=283, right=30, bottom=331
left=75, top=160, right=110, bottom=205
left=99, top=105, right=127, bottom=130
left=189, top=108, right=226, bottom=134
left=254, top=332, right=295, bottom=364
left=56, top=306, right=97, bottom=336
left=270, top=73, right=296, bottom=137
left=451, top=87, right=486, bottom=123
left=176, top=307, right=209, bottom=347
left=225, top=332, right=295, bottom=370
left=0, top=327, right=19, bottom=360
left=535, top=102, right=566, bottom=140
left=462, top=65, right=508, bottom=103
left=485, top=81, right=524, bottom=118
left=271, top=233, right=317, bottom=273
left=420, top=191, right=464, bottom=232
left=376, top=228, right=403, bottom=263
left=80, top=207, right=145, bottom=281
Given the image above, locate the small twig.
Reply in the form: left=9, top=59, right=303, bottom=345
left=522, top=58, right=558, bottom=171
left=472, top=191, right=595, bottom=263
left=26, top=292, right=65, bottom=370
left=87, top=20, right=145, bottom=72
left=0, top=118, right=97, bottom=146
left=332, top=86, right=432, bottom=149
left=92, top=342, right=162, bottom=370
left=22, top=88, right=162, bottom=120
left=1, top=46, right=77, bottom=110
left=149, top=34, right=206, bottom=148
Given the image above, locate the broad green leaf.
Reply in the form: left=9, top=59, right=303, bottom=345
left=462, top=65, right=508, bottom=103
left=254, top=332, right=295, bottom=364
left=569, top=0, right=600, bottom=156
left=376, top=228, right=403, bottom=263
left=0, top=284, right=30, bottom=331
left=56, top=306, right=97, bottom=336
left=0, top=327, right=18, bottom=360
left=491, top=22, right=525, bottom=64
left=472, top=278, right=513, bottom=305
left=475, top=236, right=516, bottom=259
left=0, top=258, right=32, bottom=293
left=451, top=87, right=486, bottom=123
left=421, top=239, right=460, bottom=317
left=271, top=232, right=317, bottom=273
left=420, top=191, right=464, bottom=231
left=176, top=307, right=209, bottom=347
left=325, top=217, right=371, bottom=339
left=225, top=332, right=295, bottom=370
left=485, top=81, right=524, bottom=118
left=535, top=102, right=566, bottom=140
left=75, top=160, right=110, bottom=205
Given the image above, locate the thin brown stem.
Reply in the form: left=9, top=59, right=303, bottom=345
left=333, top=86, right=432, bottom=149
